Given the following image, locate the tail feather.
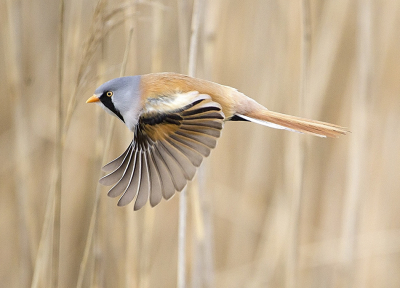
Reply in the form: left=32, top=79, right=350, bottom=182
left=239, top=110, right=349, bottom=138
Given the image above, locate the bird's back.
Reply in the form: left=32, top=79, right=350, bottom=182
left=140, top=72, right=249, bottom=119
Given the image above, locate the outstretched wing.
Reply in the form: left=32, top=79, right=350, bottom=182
left=99, top=91, right=225, bottom=210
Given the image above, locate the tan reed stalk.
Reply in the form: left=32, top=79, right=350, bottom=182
left=32, top=0, right=101, bottom=285
left=48, top=4, right=139, bottom=283
left=62, top=0, right=136, bottom=137
left=189, top=179, right=204, bottom=287
left=124, top=8, right=137, bottom=286
left=178, top=185, right=188, bottom=288
left=177, top=1, right=204, bottom=287
left=135, top=4, right=166, bottom=288
left=176, top=0, right=190, bottom=286
left=4, top=1, right=33, bottom=286
left=91, top=4, right=109, bottom=287
left=191, top=1, right=215, bottom=286
left=177, top=0, right=189, bottom=73
left=31, top=171, right=57, bottom=288
left=248, top=186, right=290, bottom=287
left=340, top=0, right=371, bottom=286
left=150, top=1, right=164, bottom=72
left=139, top=208, right=155, bottom=288
left=52, top=0, right=65, bottom=286
left=285, top=128, right=303, bottom=288
left=300, top=0, right=311, bottom=113
left=124, top=20, right=139, bottom=287
left=307, top=1, right=350, bottom=117
left=76, top=22, right=135, bottom=288
left=285, top=1, right=310, bottom=287
left=187, top=0, right=203, bottom=77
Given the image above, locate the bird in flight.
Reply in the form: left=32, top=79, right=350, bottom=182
left=86, top=72, right=348, bottom=210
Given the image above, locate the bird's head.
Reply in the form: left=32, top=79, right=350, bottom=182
left=87, top=76, right=142, bottom=131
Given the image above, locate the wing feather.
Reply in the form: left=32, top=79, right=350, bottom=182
left=158, top=140, right=197, bottom=180
left=99, top=145, right=132, bottom=186
left=170, top=134, right=211, bottom=157
left=146, top=150, right=163, bottom=207
left=180, top=124, right=221, bottom=138
left=117, top=150, right=141, bottom=205
left=166, top=137, right=203, bottom=167
left=99, top=91, right=224, bottom=209
left=184, top=112, right=224, bottom=120
left=175, top=130, right=217, bottom=148
left=134, top=152, right=150, bottom=210
left=181, top=119, right=223, bottom=129
left=154, top=144, right=187, bottom=191
left=107, top=148, right=136, bottom=198
left=102, top=144, right=132, bottom=172
left=151, top=146, right=178, bottom=199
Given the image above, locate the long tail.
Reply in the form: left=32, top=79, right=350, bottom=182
left=237, top=109, right=349, bottom=138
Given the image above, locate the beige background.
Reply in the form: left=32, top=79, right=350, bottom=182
left=1, top=0, right=399, bottom=287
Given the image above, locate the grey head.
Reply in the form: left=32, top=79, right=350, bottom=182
left=94, top=76, right=142, bottom=131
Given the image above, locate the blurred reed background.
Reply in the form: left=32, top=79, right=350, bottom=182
left=1, top=0, right=400, bottom=287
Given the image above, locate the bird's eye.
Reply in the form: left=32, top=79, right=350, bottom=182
left=106, top=91, right=113, bottom=97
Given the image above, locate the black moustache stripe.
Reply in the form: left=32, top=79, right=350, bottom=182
left=100, top=95, right=125, bottom=122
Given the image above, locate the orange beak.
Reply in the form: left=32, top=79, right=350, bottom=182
left=86, top=95, right=100, bottom=103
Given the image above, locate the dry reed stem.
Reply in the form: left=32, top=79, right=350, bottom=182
left=76, top=128, right=107, bottom=288
left=52, top=0, right=65, bottom=286
left=178, top=186, right=188, bottom=288
left=176, top=1, right=190, bottom=286
left=177, top=0, right=189, bottom=73
left=92, top=12, right=109, bottom=286
left=31, top=171, right=57, bottom=288
left=76, top=0, right=108, bottom=282
left=189, top=179, right=203, bottom=287
left=202, top=0, right=219, bottom=78
left=92, top=23, right=109, bottom=288
left=340, top=0, right=371, bottom=286
left=5, top=0, right=33, bottom=286
left=122, top=4, right=139, bottom=288
left=55, top=0, right=138, bottom=287
left=189, top=173, right=213, bottom=287
left=31, top=1, right=133, bottom=282
left=201, top=198, right=215, bottom=287
left=187, top=0, right=203, bottom=77
left=124, top=16, right=138, bottom=288
left=307, top=1, right=351, bottom=117
left=135, top=4, right=166, bottom=288
left=139, top=208, right=155, bottom=288
left=65, top=1, right=84, bottom=93
left=62, top=0, right=104, bottom=138
left=76, top=22, right=134, bottom=288
left=249, top=188, right=290, bottom=287
left=125, top=210, right=138, bottom=288
left=150, top=2, right=164, bottom=72
left=285, top=1, right=310, bottom=287
left=300, top=0, right=311, bottom=114
left=63, top=1, right=136, bottom=137
left=177, top=0, right=205, bottom=287
left=191, top=2, right=215, bottom=284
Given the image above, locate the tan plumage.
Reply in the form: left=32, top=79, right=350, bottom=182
left=140, top=73, right=348, bottom=137
left=88, top=72, right=349, bottom=210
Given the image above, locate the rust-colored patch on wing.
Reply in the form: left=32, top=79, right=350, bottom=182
left=142, top=123, right=180, bottom=142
